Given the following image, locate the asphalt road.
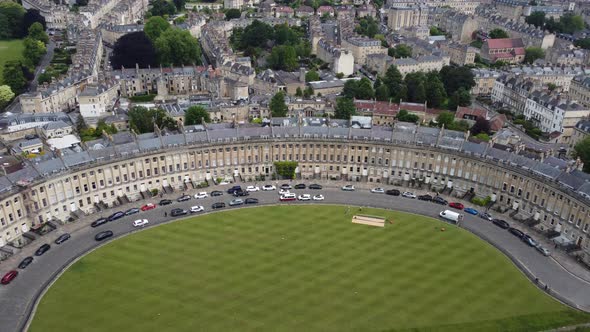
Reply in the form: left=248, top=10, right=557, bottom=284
left=1, top=185, right=590, bottom=332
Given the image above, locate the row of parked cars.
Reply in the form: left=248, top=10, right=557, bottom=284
left=489, top=217, right=551, bottom=256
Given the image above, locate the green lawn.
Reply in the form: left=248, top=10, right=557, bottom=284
left=0, top=40, right=24, bottom=84
left=30, top=205, right=590, bottom=332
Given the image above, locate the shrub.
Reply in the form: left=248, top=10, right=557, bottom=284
left=129, top=94, right=157, bottom=102
left=471, top=196, right=491, bottom=206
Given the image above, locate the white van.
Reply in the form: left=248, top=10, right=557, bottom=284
left=439, top=210, right=463, bottom=223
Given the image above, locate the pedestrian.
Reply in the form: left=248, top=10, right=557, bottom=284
left=164, top=212, right=168, bottom=217
left=535, top=278, right=539, bottom=284
left=544, top=284, right=548, bottom=291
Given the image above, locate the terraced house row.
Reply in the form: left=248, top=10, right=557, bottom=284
left=0, top=122, right=589, bottom=265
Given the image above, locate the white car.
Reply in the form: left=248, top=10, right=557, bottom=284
left=219, top=180, right=230, bottom=185
left=342, top=185, right=355, bottom=191
left=298, top=194, right=311, bottom=201
left=246, top=186, right=260, bottom=192
left=133, top=219, right=149, bottom=227
left=402, top=192, right=416, bottom=199
left=262, top=184, right=276, bottom=191
left=313, top=194, right=324, bottom=201
left=194, top=192, right=209, bottom=199
left=190, top=205, right=204, bottom=213
left=279, top=189, right=290, bottom=195
left=536, top=245, right=551, bottom=256
left=371, top=187, right=385, bottom=194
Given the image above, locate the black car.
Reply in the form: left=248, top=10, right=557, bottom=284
left=418, top=194, right=432, bottom=201
left=245, top=198, right=259, bottom=204
left=294, top=184, right=306, bottom=189
left=95, top=230, right=114, bottom=241
left=227, top=186, right=242, bottom=194
left=309, top=184, right=322, bottom=190
left=492, top=219, right=510, bottom=229
left=159, top=199, right=173, bottom=206
left=107, top=211, right=125, bottom=221
left=233, top=190, right=249, bottom=197
left=212, top=202, right=226, bottom=209
left=177, top=195, right=191, bottom=202
left=280, top=184, right=292, bottom=190
left=18, top=256, right=33, bottom=269
left=211, top=190, right=223, bottom=197
left=386, top=189, right=401, bottom=196
left=171, top=208, right=188, bottom=217
left=35, top=244, right=51, bottom=256
left=508, top=227, right=525, bottom=239
left=91, top=218, right=108, bottom=228
left=125, top=208, right=140, bottom=216
left=54, top=233, right=71, bottom=244
left=432, top=196, right=448, bottom=205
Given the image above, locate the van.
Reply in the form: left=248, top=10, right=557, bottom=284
left=439, top=210, right=463, bottom=223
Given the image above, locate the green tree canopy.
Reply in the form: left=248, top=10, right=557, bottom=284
left=471, top=117, right=491, bottom=135
left=388, top=44, right=412, bottom=58
left=184, top=105, right=211, bottom=125
left=149, top=0, right=176, bottom=17
left=489, top=28, right=509, bottom=39
left=355, top=16, right=379, bottom=38
left=383, top=65, right=404, bottom=100
left=448, top=87, right=471, bottom=111
left=524, top=47, right=545, bottom=64
left=154, top=28, right=202, bottom=66
left=3, top=60, right=27, bottom=94
left=267, top=45, right=298, bottom=71
left=0, top=85, right=14, bottom=109
left=342, top=78, right=374, bottom=100
left=574, top=136, right=590, bottom=173
left=128, top=106, right=177, bottom=133
left=269, top=91, right=288, bottom=117
left=525, top=11, right=545, bottom=28
left=404, top=72, right=426, bottom=103
left=425, top=71, right=446, bottom=108
left=225, top=8, right=241, bottom=20
left=558, top=13, right=585, bottom=34
left=436, top=111, right=455, bottom=128
left=439, top=66, right=475, bottom=95
left=396, top=109, right=419, bottom=123
left=334, top=97, right=356, bottom=120
left=144, top=16, right=170, bottom=41
left=22, top=36, right=46, bottom=67
left=28, top=22, right=48, bottom=44
left=305, top=69, right=320, bottom=82
left=0, top=1, right=25, bottom=39
left=574, top=38, right=590, bottom=50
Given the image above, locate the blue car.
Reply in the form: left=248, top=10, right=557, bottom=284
left=464, top=207, right=478, bottom=215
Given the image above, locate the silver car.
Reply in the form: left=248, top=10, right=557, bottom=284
left=229, top=199, right=244, bottom=206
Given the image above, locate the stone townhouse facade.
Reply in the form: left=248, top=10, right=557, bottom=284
left=471, top=68, right=501, bottom=96
left=341, top=37, right=387, bottom=66
left=569, top=76, right=590, bottom=108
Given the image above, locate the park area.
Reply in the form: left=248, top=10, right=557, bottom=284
left=30, top=205, right=590, bottom=332
left=0, top=40, right=24, bottom=83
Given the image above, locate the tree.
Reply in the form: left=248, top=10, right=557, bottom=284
left=274, top=161, right=298, bottom=179
left=396, top=109, right=419, bottom=123
left=356, top=77, right=375, bottom=100
left=524, top=47, right=545, bottom=64
left=383, top=65, right=404, bottom=100
left=0, top=1, right=25, bottom=39
left=184, top=105, right=211, bottom=125
left=154, top=28, right=202, bottom=66
left=23, top=9, right=46, bottom=34
left=474, top=132, right=490, bottom=141
left=404, top=72, right=426, bottom=103
left=111, top=31, right=158, bottom=69
left=144, top=16, right=170, bottom=41
left=28, top=22, right=48, bottom=44
left=305, top=69, right=320, bottom=82
left=149, top=0, right=176, bottom=16
left=342, top=80, right=359, bottom=99
left=76, top=115, right=88, bottom=133
left=574, top=38, right=590, bottom=50
left=173, top=0, right=185, bottom=11
left=574, top=136, right=590, bottom=173
left=128, top=106, right=177, bottom=133
left=388, top=44, right=412, bottom=58
left=22, top=37, right=46, bottom=66
left=547, top=83, right=557, bottom=91
left=269, top=91, right=288, bottom=117
left=3, top=61, right=27, bottom=94
left=355, top=16, right=379, bottom=38
left=439, top=66, right=475, bottom=95
left=436, top=111, right=455, bottom=128
left=334, top=97, right=356, bottom=120
left=525, top=11, right=545, bottom=28
left=375, top=84, right=390, bottom=101
left=267, top=45, right=298, bottom=71
left=429, top=26, right=445, bottom=36
left=448, top=87, right=471, bottom=111
left=489, top=28, right=509, bottom=39
left=425, top=71, right=446, bottom=108
left=303, top=86, right=314, bottom=98
left=559, top=13, right=585, bottom=34
left=471, top=117, right=491, bottom=135
left=0, top=85, right=14, bottom=109
left=225, top=8, right=241, bottom=20
left=295, top=87, right=303, bottom=97
left=233, top=20, right=274, bottom=50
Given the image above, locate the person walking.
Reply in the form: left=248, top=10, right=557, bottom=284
left=164, top=212, right=168, bottom=217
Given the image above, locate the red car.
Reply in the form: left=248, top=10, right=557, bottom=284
left=449, top=202, right=464, bottom=210
left=140, top=203, right=156, bottom=211
left=1, top=270, right=18, bottom=285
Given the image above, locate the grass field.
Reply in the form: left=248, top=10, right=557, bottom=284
left=30, top=205, right=590, bottom=332
left=0, top=40, right=24, bottom=84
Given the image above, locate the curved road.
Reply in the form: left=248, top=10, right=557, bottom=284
left=1, top=185, right=590, bottom=332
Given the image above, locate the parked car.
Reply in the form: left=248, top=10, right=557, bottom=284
left=536, top=245, right=551, bottom=256
left=402, top=192, right=416, bottom=199
left=91, top=218, right=108, bottom=228
left=133, top=219, right=149, bottom=227
left=417, top=194, right=432, bottom=201
left=125, top=208, right=140, bottom=216
left=194, top=192, right=209, bottom=199
left=212, top=202, right=226, bottom=209
left=492, top=219, right=510, bottom=229
left=227, top=186, right=242, bottom=194
left=508, top=227, right=525, bottom=239
left=210, top=191, right=223, bottom=197
left=1, top=270, right=18, bottom=285
left=107, top=211, right=125, bottom=221
left=449, top=202, right=464, bottom=210
left=280, top=184, right=292, bottom=190
left=95, top=230, right=114, bottom=241
left=480, top=212, right=493, bottom=221
left=219, top=180, right=230, bottom=185
left=54, top=233, right=71, bottom=244
left=190, top=205, right=204, bottom=213
left=280, top=193, right=297, bottom=201
left=341, top=184, right=355, bottom=191
left=313, top=194, right=325, bottom=201
left=309, top=184, right=323, bottom=190
left=229, top=199, right=244, bottom=206
left=294, top=184, right=306, bottom=189
left=246, top=186, right=260, bottom=192
left=140, top=203, right=156, bottom=211
left=18, top=257, right=33, bottom=269
left=262, top=185, right=276, bottom=191
left=298, top=194, right=311, bottom=201
left=177, top=194, right=191, bottom=202
left=522, top=234, right=537, bottom=247
left=371, top=188, right=385, bottom=194
left=245, top=198, right=259, bottom=204
left=233, top=189, right=249, bottom=197
left=432, top=196, right=448, bottom=205
left=386, top=189, right=401, bottom=196
left=35, top=244, right=51, bottom=256
left=159, top=199, right=172, bottom=206
left=464, top=207, right=478, bottom=215
left=170, top=208, right=188, bottom=217
left=279, top=189, right=290, bottom=195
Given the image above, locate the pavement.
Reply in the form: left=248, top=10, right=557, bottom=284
left=1, top=180, right=590, bottom=332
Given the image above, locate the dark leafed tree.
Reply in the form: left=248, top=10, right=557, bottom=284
left=110, top=31, right=158, bottom=69
left=23, top=9, right=46, bottom=34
